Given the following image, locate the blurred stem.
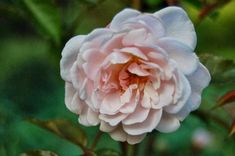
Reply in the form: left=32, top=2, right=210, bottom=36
left=145, top=133, right=156, bottom=156
left=120, top=142, right=128, bottom=156
left=127, top=144, right=137, bottom=156
left=132, top=0, right=141, bottom=10
left=165, top=0, right=179, bottom=6
left=197, top=0, right=231, bottom=24
left=90, top=131, right=103, bottom=150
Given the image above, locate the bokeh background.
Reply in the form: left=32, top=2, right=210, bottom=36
left=1, top=0, right=235, bottom=155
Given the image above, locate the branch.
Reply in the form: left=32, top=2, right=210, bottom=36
left=90, top=131, right=103, bottom=150
left=165, top=0, right=179, bottom=6
left=198, top=0, right=231, bottom=22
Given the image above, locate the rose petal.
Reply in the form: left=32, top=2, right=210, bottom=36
left=122, top=105, right=150, bottom=125
left=110, top=9, right=140, bottom=30
left=155, top=113, right=180, bottom=133
left=100, top=121, right=116, bottom=132
left=120, top=84, right=137, bottom=105
left=154, top=6, right=197, bottom=49
left=187, top=63, right=211, bottom=93
left=101, top=33, right=125, bottom=54
left=65, top=82, right=84, bottom=114
left=128, top=62, right=150, bottom=76
left=81, top=49, right=106, bottom=81
left=157, top=81, right=174, bottom=108
left=133, top=14, right=165, bottom=39
left=84, top=28, right=113, bottom=43
left=120, top=47, right=148, bottom=60
left=60, top=35, right=86, bottom=81
left=99, top=113, right=127, bottom=126
left=100, top=92, right=125, bottom=115
left=120, top=89, right=140, bottom=113
left=102, top=52, right=132, bottom=66
left=164, top=72, right=191, bottom=113
left=110, top=127, right=127, bottom=142
left=157, top=38, right=199, bottom=75
left=78, top=105, right=91, bottom=126
left=175, top=64, right=211, bottom=120
left=87, top=108, right=100, bottom=125
left=127, top=134, right=146, bottom=144
left=122, top=28, right=148, bottom=46
left=123, top=109, right=162, bottom=135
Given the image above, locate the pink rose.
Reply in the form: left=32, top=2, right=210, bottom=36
left=60, top=7, right=211, bottom=144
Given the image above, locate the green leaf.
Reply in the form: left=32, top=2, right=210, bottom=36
left=200, top=54, right=235, bottom=83
left=20, top=150, right=58, bottom=156
left=22, top=0, right=61, bottom=44
left=28, top=118, right=87, bottom=150
left=96, top=149, right=120, bottom=156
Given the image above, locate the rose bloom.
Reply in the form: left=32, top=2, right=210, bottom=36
left=60, top=7, right=211, bottom=144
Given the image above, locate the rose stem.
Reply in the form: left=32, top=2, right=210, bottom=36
left=145, top=133, right=156, bottom=156
left=120, top=142, right=128, bottom=156
left=127, top=144, right=136, bottom=156
left=196, top=0, right=230, bottom=24
left=165, top=0, right=179, bottom=6
left=90, top=131, right=103, bottom=150
left=132, top=0, right=141, bottom=10
left=132, top=143, right=139, bottom=156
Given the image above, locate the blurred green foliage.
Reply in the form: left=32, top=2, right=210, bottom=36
left=1, top=0, right=235, bottom=155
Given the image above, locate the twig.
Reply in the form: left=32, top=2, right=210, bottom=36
left=198, top=0, right=231, bottom=22
left=165, top=0, right=179, bottom=6
left=120, top=142, right=128, bottom=156
left=145, top=133, right=156, bottom=156
left=132, top=144, right=138, bottom=156
left=132, top=0, right=141, bottom=10
left=90, top=131, right=103, bottom=150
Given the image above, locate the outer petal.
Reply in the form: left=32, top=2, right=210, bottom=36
left=127, top=134, right=146, bottom=144
left=155, top=113, right=180, bottom=133
left=100, top=92, right=124, bottom=115
left=175, top=64, right=211, bottom=120
left=123, top=109, right=162, bottom=135
left=99, top=113, right=127, bottom=126
left=154, top=6, right=196, bottom=49
left=122, top=105, right=150, bottom=125
left=187, top=63, right=211, bottom=93
left=100, top=121, right=116, bottom=132
left=110, top=127, right=127, bottom=142
left=164, top=72, right=191, bottom=113
left=78, top=104, right=91, bottom=126
left=65, top=82, right=83, bottom=114
left=157, top=38, right=199, bottom=75
left=110, top=8, right=140, bottom=30
left=132, top=14, right=165, bottom=39
left=60, top=35, right=86, bottom=81
left=87, top=108, right=100, bottom=125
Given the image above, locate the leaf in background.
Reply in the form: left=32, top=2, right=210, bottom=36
left=28, top=118, right=87, bottom=150
left=96, top=149, right=120, bottom=156
left=229, top=119, right=235, bottom=136
left=22, top=0, right=61, bottom=45
left=200, top=54, right=235, bottom=83
left=216, top=90, right=235, bottom=108
left=20, top=150, right=58, bottom=156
